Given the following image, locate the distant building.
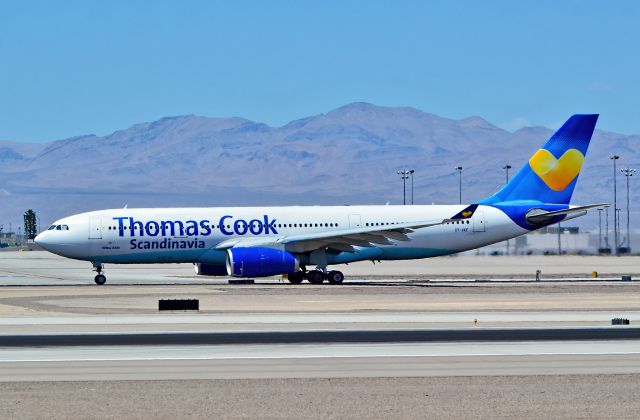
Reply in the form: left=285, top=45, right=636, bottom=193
left=0, top=232, right=19, bottom=247
left=474, top=227, right=593, bottom=255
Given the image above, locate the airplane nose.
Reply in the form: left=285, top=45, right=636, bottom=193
left=34, top=232, right=49, bottom=249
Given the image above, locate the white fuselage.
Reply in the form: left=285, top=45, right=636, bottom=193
left=35, top=204, right=526, bottom=267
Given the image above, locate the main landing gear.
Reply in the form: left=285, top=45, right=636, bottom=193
left=287, top=268, right=345, bottom=285
left=93, top=262, right=106, bottom=285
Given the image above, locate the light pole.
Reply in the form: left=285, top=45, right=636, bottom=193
left=503, top=164, right=512, bottom=183
left=597, top=208, right=603, bottom=251
left=557, top=223, right=562, bottom=255
left=621, top=168, right=635, bottom=254
left=617, top=208, right=622, bottom=249
left=503, top=164, right=512, bottom=254
left=454, top=166, right=463, bottom=204
left=409, top=170, right=415, bottom=205
left=604, top=206, right=610, bottom=250
left=610, top=155, right=619, bottom=255
left=397, top=169, right=412, bottom=206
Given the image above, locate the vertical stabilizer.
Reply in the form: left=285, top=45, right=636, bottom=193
left=480, top=114, right=598, bottom=205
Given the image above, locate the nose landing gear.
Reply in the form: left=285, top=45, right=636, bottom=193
left=92, top=262, right=106, bottom=285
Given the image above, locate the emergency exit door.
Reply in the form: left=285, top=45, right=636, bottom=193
left=89, top=217, right=102, bottom=239
left=472, top=210, right=486, bottom=232
left=348, top=214, right=362, bottom=228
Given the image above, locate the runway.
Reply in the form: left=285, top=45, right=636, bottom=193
left=2, top=341, right=640, bottom=381
left=2, top=251, right=639, bottom=285
left=2, top=252, right=640, bottom=417
left=2, top=327, right=640, bottom=381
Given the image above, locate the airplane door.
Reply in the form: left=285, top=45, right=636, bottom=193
left=89, top=217, right=102, bottom=239
left=348, top=214, right=362, bottom=228
left=472, top=210, right=486, bottom=232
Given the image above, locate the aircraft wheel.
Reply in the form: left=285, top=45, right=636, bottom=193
left=287, top=271, right=304, bottom=284
left=94, top=274, right=107, bottom=285
left=306, top=270, right=325, bottom=284
left=326, top=270, right=344, bottom=285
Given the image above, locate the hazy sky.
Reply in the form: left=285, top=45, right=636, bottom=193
left=1, top=0, right=639, bottom=142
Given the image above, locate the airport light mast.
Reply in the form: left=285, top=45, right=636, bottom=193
left=503, top=164, right=512, bottom=255
left=597, top=208, right=603, bottom=251
left=610, top=155, right=620, bottom=255
left=621, top=167, right=635, bottom=253
left=503, top=164, right=512, bottom=183
left=454, top=166, right=463, bottom=204
left=409, top=169, right=415, bottom=205
left=397, top=169, right=413, bottom=206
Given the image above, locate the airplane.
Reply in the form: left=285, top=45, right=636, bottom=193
left=35, top=114, right=604, bottom=285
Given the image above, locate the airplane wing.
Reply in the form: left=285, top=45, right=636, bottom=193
left=214, top=218, right=448, bottom=253
left=525, top=203, right=608, bottom=225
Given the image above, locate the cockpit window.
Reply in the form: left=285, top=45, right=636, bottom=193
left=61, top=225, right=69, bottom=230
left=48, top=225, right=58, bottom=230
left=56, top=225, right=62, bottom=230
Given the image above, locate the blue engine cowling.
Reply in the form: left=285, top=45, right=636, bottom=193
left=193, top=263, right=228, bottom=276
left=226, top=247, right=299, bottom=278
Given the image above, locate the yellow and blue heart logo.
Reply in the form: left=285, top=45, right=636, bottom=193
left=529, top=148, right=584, bottom=191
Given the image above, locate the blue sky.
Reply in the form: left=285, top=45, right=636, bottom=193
left=1, top=0, right=639, bottom=142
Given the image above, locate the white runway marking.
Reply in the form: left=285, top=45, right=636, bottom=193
left=1, top=311, right=639, bottom=325
left=2, top=340, right=640, bottom=362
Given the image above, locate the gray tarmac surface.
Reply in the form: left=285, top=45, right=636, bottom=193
left=2, top=376, right=640, bottom=419
left=2, top=251, right=640, bottom=285
left=2, top=251, right=640, bottom=418
left=3, top=341, right=640, bottom=379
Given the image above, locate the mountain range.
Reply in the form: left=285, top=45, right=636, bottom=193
left=1, top=103, right=638, bottom=233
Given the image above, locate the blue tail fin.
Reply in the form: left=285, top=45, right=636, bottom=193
left=480, top=114, right=598, bottom=205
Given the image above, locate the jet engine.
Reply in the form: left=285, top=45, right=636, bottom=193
left=193, top=263, right=228, bottom=276
left=226, top=247, right=299, bottom=277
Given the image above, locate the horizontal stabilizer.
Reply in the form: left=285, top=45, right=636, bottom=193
left=525, top=203, right=608, bottom=225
